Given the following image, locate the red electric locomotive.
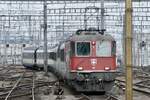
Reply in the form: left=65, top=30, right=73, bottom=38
left=22, top=28, right=117, bottom=92
left=52, top=29, right=117, bottom=92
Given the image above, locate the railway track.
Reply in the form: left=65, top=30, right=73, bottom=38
left=73, top=93, right=120, bottom=100
left=106, top=94, right=120, bottom=100
left=4, top=70, right=26, bottom=100
left=32, top=71, right=35, bottom=100
left=0, top=65, right=121, bottom=100
left=0, top=69, right=35, bottom=100
left=116, top=78, right=150, bottom=95
left=77, top=94, right=91, bottom=100
left=1, top=65, right=150, bottom=100
left=0, top=66, right=57, bottom=100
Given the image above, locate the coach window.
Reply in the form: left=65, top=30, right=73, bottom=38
left=31, top=53, right=34, bottom=59
left=29, top=53, right=32, bottom=58
left=37, top=53, right=39, bottom=58
left=76, top=42, right=90, bottom=56
left=71, top=41, right=75, bottom=56
left=22, top=53, right=25, bottom=58
left=39, top=53, right=43, bottom=59
left=49, top=52, right=56, bottom=60
left=54, top=53, right=56, bottom=60
left=96, top=41, right=111, bottom=56
left=23, top=53, right=27, bottom=58
left=60, top=49, right=65, bottom=61
left=112, top=41, right=116, bottom=55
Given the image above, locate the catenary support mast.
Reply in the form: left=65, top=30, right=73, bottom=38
left=125, top=0, right=133, bottom=100
left=101, top=0, right=104, bottom=30
left=43, top=0, right=48, bottom=74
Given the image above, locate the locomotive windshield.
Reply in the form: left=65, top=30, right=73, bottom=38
left=76, top=42, right=90, bottom=56
left=96, top=41, right=111, bottom=57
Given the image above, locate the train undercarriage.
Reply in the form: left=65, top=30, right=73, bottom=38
left=67, top=72, right=117, bottom=92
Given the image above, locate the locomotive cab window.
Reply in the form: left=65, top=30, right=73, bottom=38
left=112, top=41, right=116, bottom=55
left=76, top=42, right=90, bottom=56
left=96, top=41, right=111, bottom=57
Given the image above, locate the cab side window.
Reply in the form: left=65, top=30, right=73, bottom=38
left=60, top=49, right=65, bottom=61
left=112, top=41, right=116, bottom=55
left=70, top=41, right=75, bottom=56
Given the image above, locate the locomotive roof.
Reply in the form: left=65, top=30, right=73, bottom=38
left=70, top=34, right=115, bottom=41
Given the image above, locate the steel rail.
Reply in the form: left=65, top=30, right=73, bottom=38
left=4, top=71, right=25, bottom=100
left=106, top=94, right=119, bottom=100
left=1, top=92, right=32, bottom=99
left=32, top=72, right=35, bottom=100
left=0, top=81, right=56, bottom=99
left=0, top=80, right=54, bottom=89
left=78, top=94, right=91, bottom=100
left=116, top=79, right=150, bottom=95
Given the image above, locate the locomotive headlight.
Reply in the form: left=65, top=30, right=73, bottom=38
left=92, top=41, right=96, bottom=45
left=104, top=67, right=110, bottom=71
left=77, top=66, right=83, bottom=71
